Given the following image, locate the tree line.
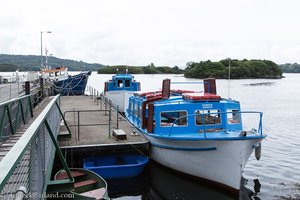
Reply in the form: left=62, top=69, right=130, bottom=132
left=279, top=63, right=300, bottom=73
left=97, top=63, right=184, bottom=74
left=184, top=59, right=283, bottom=79
left=0, top=54, right=284, bottom=79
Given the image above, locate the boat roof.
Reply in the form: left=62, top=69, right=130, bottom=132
left=112, top=74, right=134, bottom=79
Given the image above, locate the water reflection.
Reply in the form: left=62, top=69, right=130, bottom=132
left=109, top=161, right=261, bottom=200
left=243, top=82, right=275, bottom=86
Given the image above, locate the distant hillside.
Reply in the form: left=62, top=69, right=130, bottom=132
left=279, top=63, right=300, bottom=73
left=0, top=54, right=105, bottom=71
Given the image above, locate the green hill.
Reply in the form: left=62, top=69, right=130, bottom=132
left=0, top=54, right=105, bottom=72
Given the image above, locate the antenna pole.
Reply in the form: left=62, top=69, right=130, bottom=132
left=228, top=58, right=231, bottom=100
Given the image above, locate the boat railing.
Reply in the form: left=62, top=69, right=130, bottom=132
left=0, top=94, right=73, bottom=199
left=168, top=111, right=263, bottom=138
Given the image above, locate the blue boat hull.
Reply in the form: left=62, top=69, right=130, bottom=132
left=83, top=154, right=148, bottom=180
left=53, top=71, right=91, bottom=96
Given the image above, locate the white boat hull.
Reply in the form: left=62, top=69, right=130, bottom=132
left=105, top=91, right=134, bottom=113
left=144, top=134, right=263, bottom=191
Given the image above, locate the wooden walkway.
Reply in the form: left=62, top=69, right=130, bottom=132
left=58, top=96, right=149, bottom=150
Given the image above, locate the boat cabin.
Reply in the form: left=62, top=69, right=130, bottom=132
left=126, top=79, right=245, bottom=136
left=104, top=74, right=140, bottom=92
left=40, top=67, right=68, bottom=81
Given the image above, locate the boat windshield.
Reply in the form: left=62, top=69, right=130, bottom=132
left=195, top=109, right=221, bottom=126
left=227, top=109, right=241, bottom=124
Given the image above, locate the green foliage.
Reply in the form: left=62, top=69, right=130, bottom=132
left=97, top=63, right=184, bottom=74
left=0, top=54, right=104, bottom=71
left=279, top=63, right=300, bottom=73
left=0, top=63, right=19, bottom=72
left=184, top=59, right=282, bottom=79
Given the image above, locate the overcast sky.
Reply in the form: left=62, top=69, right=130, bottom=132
left=1, top=0, right=300, bottom=67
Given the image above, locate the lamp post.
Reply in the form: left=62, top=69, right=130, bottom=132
left=40, top=31, right=52, bottom=67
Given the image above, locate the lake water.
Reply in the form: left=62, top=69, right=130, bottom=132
left=86, top=72, right=300, bottom=200
left=1, top=71, right=299, bottom=199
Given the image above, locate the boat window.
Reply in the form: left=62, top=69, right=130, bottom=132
left=134, top=103, right=138, bottom=117
left=129, top=102, right=133, bottom=113
left=160, top=111, right=187, bottom=127
left=125, top=79, right=131, bottom=87
left=138, top=106, right=142, bottom=118
left=227, top=109, right=240, bottom=124
left=195, top=109, right=221, bottom=125
left=117, top=80, right=123, bottom=88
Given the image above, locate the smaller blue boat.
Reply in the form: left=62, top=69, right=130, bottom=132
left=83, top=154, right=148, bottom=180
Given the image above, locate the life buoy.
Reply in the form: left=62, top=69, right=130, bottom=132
left=146, top=92, right=162, bottom=99
left=139, top=91, right=161, bottom=96
left=183, top=93, right=221, bottom=100
left=171, top=89, right=197, bottom=94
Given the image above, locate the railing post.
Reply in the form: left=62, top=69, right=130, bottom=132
left=108, top=110, right=111, bottom=138
left=25, top=81, right=30, bottom=95
left=40, top=77, right=44, bottom=100
left=116, top=104, right=119, bottom=129
left=100, top=94, right=103, bottom=110
left=94, top=89, right=96, bottom=102
left=77, top=111, right=80, bottom=140
left=105, top=97, right=107, bottom=115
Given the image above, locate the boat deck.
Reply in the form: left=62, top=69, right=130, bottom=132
left=58, top=96, right=149, bottom=152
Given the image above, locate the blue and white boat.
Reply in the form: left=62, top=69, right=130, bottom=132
left=83, top=154, right=148, bottom=180
left=126, top=78, right=266, bottom=192
left=41, top=67, right=91, bottom=95
left=104, top=72, right=140, bottom=112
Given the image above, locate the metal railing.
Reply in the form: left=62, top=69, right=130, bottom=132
left=168, top=111, right=263, bottom=137
left=0, top=84, right=24, bottom=103
left=88, top=86, right=121, bottom=129
left=0, top=95, right=73, bottom=200
left=0, top=95, right=33, bottom=143
left=64, top=109, right=112, bottom=140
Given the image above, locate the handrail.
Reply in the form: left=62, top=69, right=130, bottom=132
left=168, top=111, right=263, bottom=137
left=0, top=94, right=73, bottom=197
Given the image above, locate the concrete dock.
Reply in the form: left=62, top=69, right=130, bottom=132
left=57, top=95, right=149, bottom=167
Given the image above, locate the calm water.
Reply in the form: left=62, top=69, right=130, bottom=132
left=2, top=71, right=299, bottom=199
left=87, top=73, right=300, bottom=200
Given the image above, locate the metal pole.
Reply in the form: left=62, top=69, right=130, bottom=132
left=40, top=77, right=44, bottom=101
left=228, top=58, right=231, bottom=100
left=40, top=31, right=52, bottom=67
left=77, top=111, right=80, bottom=140
left=96, top=91, right=99, bottom=105
left=117, top=104, right=119, bottom=129
left=41, top=31, right=43, bottom=66
left=93, top=89, right=96, bottom=102
left=108, top=110, right=111, bottom=138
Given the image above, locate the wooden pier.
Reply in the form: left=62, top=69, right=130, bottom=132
left=57, top=95, right=149, bottom=167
